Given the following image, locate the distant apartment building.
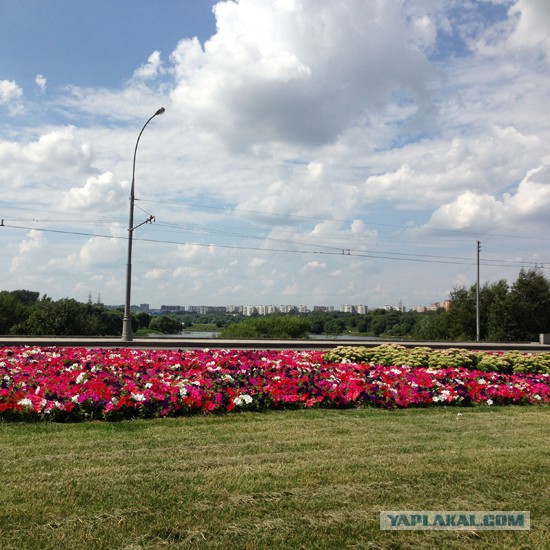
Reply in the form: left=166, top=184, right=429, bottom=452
left=160, top=305, right=185, bottom=313
left=428, top=300, right=451, bottom=311
left=340, top=304, right=368, bottom=314
left=109, top=300, right=452, bottom=316
left=239, top=304, right=309, bottom=316
left=187, top=305, right=227, bottom=314
left=313, top=305, right=335, bottom=312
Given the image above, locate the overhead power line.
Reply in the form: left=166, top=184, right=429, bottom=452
left=2, top=221, right=547, bottom=270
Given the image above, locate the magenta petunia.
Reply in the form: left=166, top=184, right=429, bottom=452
left=0, top=346, right=548, bottom=421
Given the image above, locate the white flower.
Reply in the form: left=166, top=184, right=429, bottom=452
left=233, top=394, right=253, bottom=407
left=486, top=399, right=493, bottom=405
left=17, top=398, right=33, bottom=408
left=75, top=372, right=87, bottom=384
left=131, top=392, right=146, bottom=402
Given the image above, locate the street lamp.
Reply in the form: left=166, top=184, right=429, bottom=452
left=122, top=107, right=165, bottom=341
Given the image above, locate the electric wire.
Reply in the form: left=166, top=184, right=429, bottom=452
left=1, top=221, right=547, bottom=270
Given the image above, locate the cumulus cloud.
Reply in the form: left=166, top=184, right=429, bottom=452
left=470, top=0, right=550, bottom=61
left=170, top=0, right=436, bottom=149
left=505, top=0, right=550, bottom=54
left=362, top=126, right=542, bottom=209
left=61, top=172, right=126, bottom=212
left=0, top=79, right=24, bottom=114
left=22, top=126, right=93, bottom=169
left=424, top=164, right=550, bottom=233
left=132, top=51, right=165, bottom=81
left=78, top=227, right=125, bottom=267
left=10, top=230, right=48, bottom=273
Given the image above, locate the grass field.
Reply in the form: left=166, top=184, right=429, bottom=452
left=1, top=407, right=548, bottom=549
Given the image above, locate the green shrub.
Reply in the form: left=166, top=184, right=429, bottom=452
left=323, top=344, right=550, bottom=374
left=322, top=346, right=373, bottom=364
left=428, top=348, right=479, bottom=369
left=505, top=351, right=550, bottom=374
left=474, top=353, right=513, bottom=373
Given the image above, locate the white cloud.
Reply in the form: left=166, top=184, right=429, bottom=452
left=22, top=126, right=93, bottom=169
left=132, top=51, right=165, bottom=81
left=145, top=268, right=167, bottom=280
left=300, top=260, right=326, bottom=274
left=505, top=0, right=550, bottom=54
left=425, top=164, right=550, bottom=233
left=362, top=126, right=542, bottom=209
left=10, top=230, right=47, bottom=273
left=78, top=228, right=125, bottom=267
left=61, top=172, right=126, bottom=212
left=35, top=74, right=47, bottom=93
left=0, top=79, right=24, bottom=114
left=170, top=0, right=436, bottom=149
left=248, top=258, right=266, bottom=268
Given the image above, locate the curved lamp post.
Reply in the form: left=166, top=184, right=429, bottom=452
left=122, top=107, right=165, bottom=341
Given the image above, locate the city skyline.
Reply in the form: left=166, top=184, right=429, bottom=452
left=2, top=1, right=549, bottom=309
left=118, top=300, right=448, bottom=315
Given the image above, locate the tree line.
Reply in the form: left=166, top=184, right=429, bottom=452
left=1, top=268, right=549, bottom=340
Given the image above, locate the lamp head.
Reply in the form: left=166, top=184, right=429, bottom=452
left=155, top=107, right=166, bottom=116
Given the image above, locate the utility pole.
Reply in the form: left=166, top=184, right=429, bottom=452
left=122, top=107, right=165, bottom=342
left=476, top=240, right=481, bottom=342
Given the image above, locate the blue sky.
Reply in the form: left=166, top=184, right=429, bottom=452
left=1, top=0, right=550, bottom=310
left=0, top=0, right=217, bottom=89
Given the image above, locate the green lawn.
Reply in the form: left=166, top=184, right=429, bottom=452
left=1, top=407, right=548, bottom=549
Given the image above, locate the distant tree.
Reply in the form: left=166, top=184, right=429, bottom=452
left=148, top=315, right=182, bottom=334
left=446, top=268, right=550, bottom=341
left=307, top=314, right=326, bottom=334
left=324, top=318, right=346, bottom=336
left=0, top=291, right=35, bottom=334
left=220, top=315, right=310, bottom=338
left=11, top=298, right=101, bottom=336
left=354, top=316, right=371, bottom=333
left=447, top=286, right=476, bottom=340
left=136, top=312, right=151, bottom=329
left=9, top=290, right=40, bottom=306
left=370, top=311, right=401, bottom=337
left=97, top=309, right=124, bottom=336
left=412, top=310, right=449, bottom=340
left=484, top=279, right=510, bottom=341
left=506, top=268, right=550, bottom=341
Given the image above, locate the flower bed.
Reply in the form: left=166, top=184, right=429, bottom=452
left=0, top=346, right=548, bottom=422
left=323, top=344, right=550, bottom=373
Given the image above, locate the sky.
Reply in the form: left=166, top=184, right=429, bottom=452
left=1, top=0, right=550, bottom=310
